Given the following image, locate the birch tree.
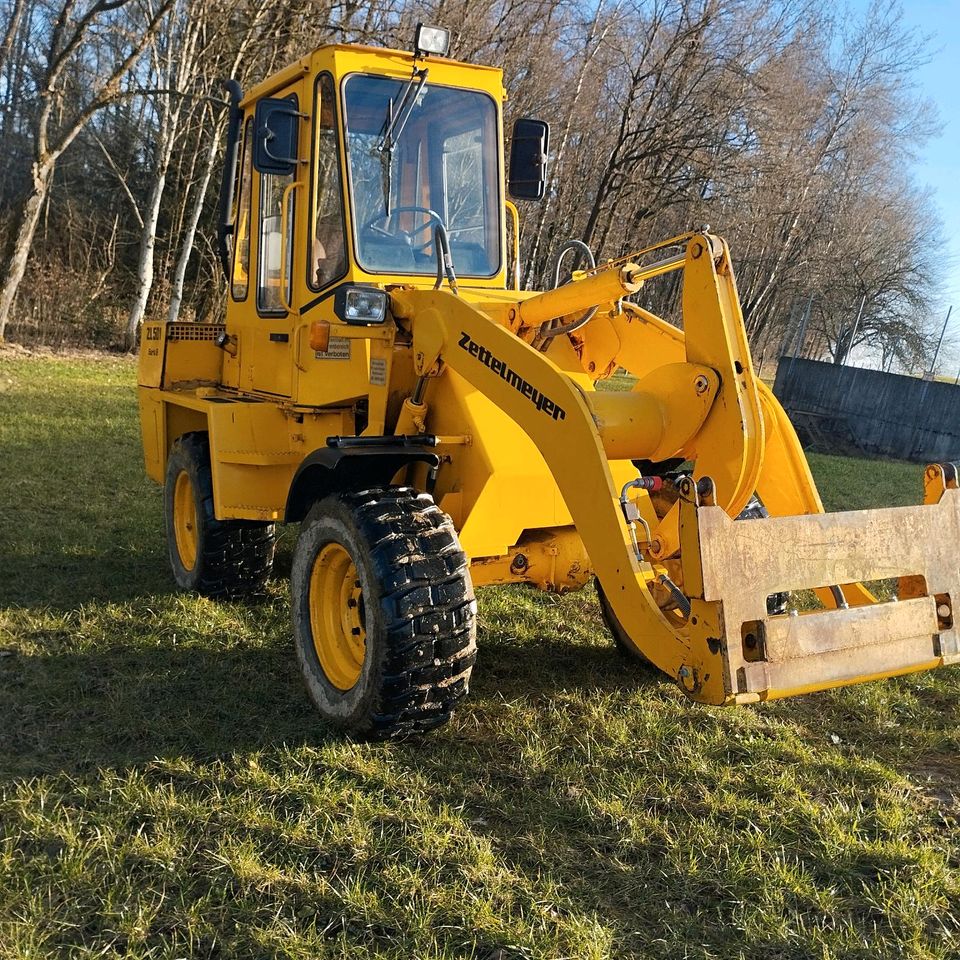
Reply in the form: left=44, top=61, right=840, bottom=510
left=123, top=0, right=205, bottom=347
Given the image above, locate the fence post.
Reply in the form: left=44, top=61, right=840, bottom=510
left=841, top=294, right=866, bottom=366
left=928, top=305, right=953, bottom=378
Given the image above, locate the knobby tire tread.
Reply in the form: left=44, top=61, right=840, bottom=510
left=341, top=486, right=477, bottom=738
left=171, top=433, right=275, bottom=598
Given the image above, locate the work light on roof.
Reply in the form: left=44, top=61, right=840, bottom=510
left=414, top=23, right=450, bottom=58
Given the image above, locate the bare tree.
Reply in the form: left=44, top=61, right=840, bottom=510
left=0, top=0, right=174, bottom=340
left=0, top=0, right=947, bottom=359
left=123, top=0, right=204, bottom=347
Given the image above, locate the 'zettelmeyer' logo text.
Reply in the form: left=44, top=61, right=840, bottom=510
left=458, top=331, right=566, bottom=421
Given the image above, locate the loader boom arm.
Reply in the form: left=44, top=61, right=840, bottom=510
left=391, top=231, right=960, bottom=705
left=392, top=283, right=702, bottom=690
left=392, top=231, right=779, bottom=702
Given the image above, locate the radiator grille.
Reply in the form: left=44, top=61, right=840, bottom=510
left=166, top=322, right=225, bottom=342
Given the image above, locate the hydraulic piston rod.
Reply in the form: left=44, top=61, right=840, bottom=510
left=516, top=251, right=688, bottom=334
left=517, top=264, right=642, bottom=328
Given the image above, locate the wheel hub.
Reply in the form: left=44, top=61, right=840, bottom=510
left=309, top=542, right=366, bottom=690
left=173, top=470, right=199, bottom=571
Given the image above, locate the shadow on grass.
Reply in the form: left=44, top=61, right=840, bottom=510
left=1, top=549, right=174, bottom=608
left=1, top=518, right=297, bottom=612
left=0, top=642, right=313, bottom=779
left=2, top=617, right=954, bottom=956
left=5, top=581, right=957, bottom=791
left=0, top=631, right=662, bottom=780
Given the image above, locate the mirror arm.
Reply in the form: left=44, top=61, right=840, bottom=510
left=505, top=200, right=520, bottom=290
left=261, top=106, right=307, bottom=167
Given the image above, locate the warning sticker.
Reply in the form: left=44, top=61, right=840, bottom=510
left=315, top=337, right=350, bottom=360
left=369, top=356, right=387, bottom=386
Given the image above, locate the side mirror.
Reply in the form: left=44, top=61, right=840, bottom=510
left=508, top=117, right=549, bottom=201
left=253, top=97, right=300, bottom=175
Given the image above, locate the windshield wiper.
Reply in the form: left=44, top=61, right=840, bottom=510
left=375, top=67, right=428, bottom=215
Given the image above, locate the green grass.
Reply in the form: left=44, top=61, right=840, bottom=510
left=1, top=351, right=958, bottom=959
left=805, top=452, right=923, bottom=513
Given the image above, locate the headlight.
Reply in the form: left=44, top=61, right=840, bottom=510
left=334, top=286, right=388, bottom=325
left=414, top=23, right=450, bottom=58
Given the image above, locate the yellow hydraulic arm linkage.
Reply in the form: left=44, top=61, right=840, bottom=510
left=391, top=232, right=960, bottom=705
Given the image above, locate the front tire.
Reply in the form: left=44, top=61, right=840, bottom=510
left=596, top=578, right=651, bottom=664
left=292, top=487, right=477, bottom=738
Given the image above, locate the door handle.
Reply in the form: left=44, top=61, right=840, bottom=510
left=279, top=180, right=304, bottom=315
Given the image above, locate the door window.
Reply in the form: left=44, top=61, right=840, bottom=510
left=257, top=96, right=298, bottom=314
left=309, top=73, right=347, bottom=290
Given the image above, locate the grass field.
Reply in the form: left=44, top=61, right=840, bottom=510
left=1, top=351, right=959, bottom=959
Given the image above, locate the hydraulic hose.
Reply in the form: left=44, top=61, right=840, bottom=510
left=433, top=223, right=459, bottom=295
left=540, top=239, right=598, bottom=340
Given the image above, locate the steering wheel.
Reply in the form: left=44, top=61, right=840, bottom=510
left=362, top=206, right=447, bottom=254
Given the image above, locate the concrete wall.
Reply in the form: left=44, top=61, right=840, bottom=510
left=773, top=357, right=960, bottom=463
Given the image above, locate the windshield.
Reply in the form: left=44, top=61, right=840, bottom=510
left=343, top=74, right=501, bottom=277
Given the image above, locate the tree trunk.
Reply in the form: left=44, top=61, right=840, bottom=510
left=167, top=126, right=220, bottom=322
left=521, top=0, right=612, bottom=289
left=124, top=159, right=168, bottom=349
left=0, top=163, right=51, bottom=340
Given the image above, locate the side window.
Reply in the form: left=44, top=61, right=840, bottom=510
left=231, top=118, right=253, bottom=300
left=309, top=73, right=347, bottom=290
left=257, top=95, right=297, bottom=314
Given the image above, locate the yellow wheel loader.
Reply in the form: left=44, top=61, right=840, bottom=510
left=138, top=25, right=960, bottom=737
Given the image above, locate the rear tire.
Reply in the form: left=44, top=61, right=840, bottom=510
left=164, top=433, right=276, bottom=597
left=292, top=486, right=477, bottom=738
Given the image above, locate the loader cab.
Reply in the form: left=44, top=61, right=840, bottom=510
left=219, top=38, right=509, bottom=404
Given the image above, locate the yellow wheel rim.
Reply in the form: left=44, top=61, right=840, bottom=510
left=309, top=542, right=366, bottom=691
left=173, top=470, right=199, bottom=571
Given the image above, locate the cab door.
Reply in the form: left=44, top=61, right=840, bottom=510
left=244, top=79, right=307, bottom=397
left=293, top=71, right=357, bottom=406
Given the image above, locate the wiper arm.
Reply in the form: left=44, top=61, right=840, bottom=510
left=376, top=68, right=428, bottom=216
left=377, top=68, right=428, bottom=155
left=379, top=99, right=394, bottom=215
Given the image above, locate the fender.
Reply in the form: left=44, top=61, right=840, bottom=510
left=285, top=443, right=441, bottom=521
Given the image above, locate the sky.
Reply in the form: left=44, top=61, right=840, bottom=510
left=855, top=0, right=960, bottom=356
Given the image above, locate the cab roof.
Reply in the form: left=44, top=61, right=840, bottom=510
left=241, top=41, right=505, bottom=108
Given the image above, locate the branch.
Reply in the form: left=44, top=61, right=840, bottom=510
left=46, top=0, right=176, bottom=165
left=0, top=0, right=27, bottom=82
left=91, top=132, right=144, bottom=227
